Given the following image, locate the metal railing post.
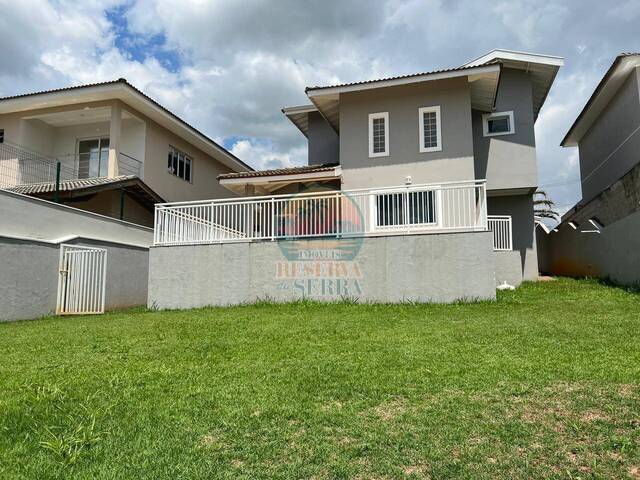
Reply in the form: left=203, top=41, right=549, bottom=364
left=270, top=197, right=275, bottom=241
left=54, top=160, right=61, bottom=203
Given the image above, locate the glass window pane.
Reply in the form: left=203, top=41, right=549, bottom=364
left=372, top=117, right=386, bottom=153
left=423, top=111, right=438, bottom=148
left=178, top=153, right=185, bottom=179
left=488, top=117, right=509, bottom=133
left=185, top=158, right=191, bottom=182
left=99, top=138, right=110, bottom=177
left=78, top=139, right=100, bottom=179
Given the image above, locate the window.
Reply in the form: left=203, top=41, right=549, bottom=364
left=78, top=138, right=109, bottom=178
left=374, top=189, right=437, bottom=228
left=418, top=106, right=442, bottom=153
left=368, top=112, right=389, bottom=157
left=0, top=129, right=4, bottom=143
left=482, top=111, right=515, bottom=137
left=167, top=146, right=193, bottom=182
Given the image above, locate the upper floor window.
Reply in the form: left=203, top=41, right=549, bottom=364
left=483, top=111, right=515, bottom=137
left=168, top=146, right=193, bottom=183
left=418, top=106, right=442, bottom=153
left=368, top=112, right=389, bottom=157
left=0, top=129, right=4, bottom=143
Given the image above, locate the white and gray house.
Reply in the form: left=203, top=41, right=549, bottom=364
left=149, top=49, right=564, bottom=308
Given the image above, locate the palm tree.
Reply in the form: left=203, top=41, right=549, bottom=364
left=534, top=190, right=560, bottom=222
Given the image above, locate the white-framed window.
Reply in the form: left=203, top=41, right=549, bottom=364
left=482, top=111, right=515, bottom=137
left=167, top=145, right=193, bottom=183
left=371, top=188, right=440, bottom=230
left=418, top=106, right=442, bottom=153
left=368, top=112, right=389, bottom=158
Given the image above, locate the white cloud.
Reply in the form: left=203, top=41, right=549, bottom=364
left=0, top=0, right=636, bottom=210
left=230, top=139, right=306, bottom=170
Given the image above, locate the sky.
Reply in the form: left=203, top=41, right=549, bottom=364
left=1, top=0, right=639, bottom=215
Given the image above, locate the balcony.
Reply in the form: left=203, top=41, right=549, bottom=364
left=0, top=141, right=142, bottom=189
left=153, top=180, right=489, bottom=246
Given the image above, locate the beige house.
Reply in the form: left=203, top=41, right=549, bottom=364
left=0, top=79, right=251, bottom=226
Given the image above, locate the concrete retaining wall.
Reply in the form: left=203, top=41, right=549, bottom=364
left=537, top=210, right=640, bottom=285
left=0, top=236, right=149, bottom=322
left=0, top=190, right=153, bottom=246
left=148, top=231, right=496, bottom=309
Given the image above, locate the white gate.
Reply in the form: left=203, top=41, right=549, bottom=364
left=56, top=244, right=107, bottom=315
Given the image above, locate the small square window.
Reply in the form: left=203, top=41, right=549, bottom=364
left=482, top=111, right=515, bottom=137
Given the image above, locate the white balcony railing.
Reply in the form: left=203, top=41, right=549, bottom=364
left=487, top=215, right=512, bottom=251
left=153, top=180, right=488, bottom=246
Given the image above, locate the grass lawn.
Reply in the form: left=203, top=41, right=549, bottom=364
left=1, top=278, right=639, bottom=479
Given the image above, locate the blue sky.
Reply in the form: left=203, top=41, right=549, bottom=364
left=1, top=0, right=639, bottom=215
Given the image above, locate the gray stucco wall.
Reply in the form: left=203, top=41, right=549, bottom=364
left=0, top=236, right=149, bottom=322
left=578, top=67, right=640, bottom=203
left=488, top=194, right=538, bottom=286
left=148, top=231, right=496, bottom=309
left=537, top=209, right=640, bottom=285
left=308, top=111, right=339, bottom=165
left=338, top=77, right=476, bottom=190
left=473, top=68, right=538, bottom=191
left=0, top=190, right=153, bottom=246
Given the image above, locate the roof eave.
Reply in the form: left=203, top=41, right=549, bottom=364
left=0, top=80, right=253, bottom=173
left=305, top=63, right=501, bottom=97
left=561, top=54, right=640, bottom=147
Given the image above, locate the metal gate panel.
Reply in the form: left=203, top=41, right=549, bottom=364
left=56, top=245, right=107, bottom=315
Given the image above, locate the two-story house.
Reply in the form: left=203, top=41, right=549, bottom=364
left=215, top=50, right=563, bottom=287
left=538, top=53, right=640, bottom=285
left=0, top=79, right=251, bottom=226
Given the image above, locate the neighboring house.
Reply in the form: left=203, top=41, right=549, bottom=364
left=148, top=49, right=563, bottom=308
left=537, top=53, right=640, bottom=285
left=0, top=79, right=251, bottom=226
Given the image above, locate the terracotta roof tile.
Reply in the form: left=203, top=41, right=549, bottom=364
left=218, top=163, right=339, bottom=180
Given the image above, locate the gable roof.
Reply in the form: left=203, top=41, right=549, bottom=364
left=305, top=63, right=502, bottom=132
left=0, top=79, right=253, bottom=173
left=561, top=53, right=640, bottom=147
left=298, top=49, right=563, bottom=133
left=463, top=49, right=564, bottom=121
left=281, top=104, right=317, bottom=137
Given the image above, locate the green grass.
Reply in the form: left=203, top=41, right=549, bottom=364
left=1, top=278, right=639, bottom=479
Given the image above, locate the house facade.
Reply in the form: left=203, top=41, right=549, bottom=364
left=220, top=50, right=562, bottom=286
left=0, top=79, right=251, bottom=226
left=148, top=49, right=563, bottom=308
left=538, top=53, right=640, bottom=285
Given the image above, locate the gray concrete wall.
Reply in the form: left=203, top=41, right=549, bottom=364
left=538, top=209, right=640, bottom=286
left=148, top=231, right=496, bottom=309
left=0, top=190, right=153, bottom=246
left=338, top=77, right=476, bottom=190
left=473, top=68, right=538, bottom=191
left=488, top=194, right=538, bottom=286
left=308, top=111, right=339, bottom=165
left=0, top=236, right=149, bottom=322
left=578, top=67, right=640, bottom=203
